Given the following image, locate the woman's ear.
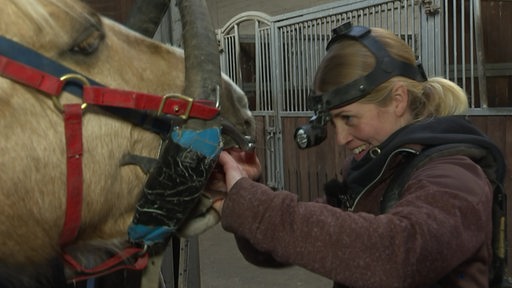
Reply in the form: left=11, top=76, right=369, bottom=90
left=391, top=82, right=409, bottom=117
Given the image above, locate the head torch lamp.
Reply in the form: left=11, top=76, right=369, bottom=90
left=294, top=95, right=330, bottom=149
left=294, top=22, right=427, bottom=149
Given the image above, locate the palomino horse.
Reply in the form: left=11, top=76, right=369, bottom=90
left=0, top=0, right=254, bottom=286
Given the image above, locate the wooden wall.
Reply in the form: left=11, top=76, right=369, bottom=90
left=480, top=0, right=512, bottom=107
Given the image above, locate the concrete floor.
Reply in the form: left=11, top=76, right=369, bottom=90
left=197, top=224, right=512, bottom=288
left=198, top=225, right=332, bottom=288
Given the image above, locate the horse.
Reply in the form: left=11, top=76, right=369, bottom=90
left=0, top=0, right=255, bottom=286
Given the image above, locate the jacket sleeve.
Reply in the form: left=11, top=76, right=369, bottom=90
left=230, top=196, right=326, bottom=268
left=220, top=155, right=493, bottom=288
left=233, top=235, right=291, bottom=268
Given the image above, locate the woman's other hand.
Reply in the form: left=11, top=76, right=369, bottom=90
left=226, top=149, right=261, bottom=181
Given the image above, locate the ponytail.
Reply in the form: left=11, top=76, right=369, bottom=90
left=411, top=77, right=469, bottom=120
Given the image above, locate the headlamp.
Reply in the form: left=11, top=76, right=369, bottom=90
left=294, top=91, right=330, bottom=149
left=294, top=111, right=329, bottom=149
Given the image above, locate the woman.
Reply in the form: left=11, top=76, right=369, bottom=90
left=209, top=23, right=506, bottom=288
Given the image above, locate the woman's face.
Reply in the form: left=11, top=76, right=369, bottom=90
left=330, top=99, right=407, bottom=161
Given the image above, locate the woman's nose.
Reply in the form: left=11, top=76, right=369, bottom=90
left=335, top=125, right=351, bottom=146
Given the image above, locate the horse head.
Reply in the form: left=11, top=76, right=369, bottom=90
left=0, top=0, right=254, bottom=286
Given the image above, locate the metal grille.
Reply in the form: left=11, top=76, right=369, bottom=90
left=443, top=0, right=487, bottom=107
left=220, top=34, right=240, bottom=86
left=256, top=26, right=272, bottom=111
left=218, top=0, right=488, bottom=114
left=275, top=0, right=422, bottom=113
left=218, top=12, right=272, bottom=111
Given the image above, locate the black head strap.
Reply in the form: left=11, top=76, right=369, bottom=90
left=312, top=22, right=427, bottom=111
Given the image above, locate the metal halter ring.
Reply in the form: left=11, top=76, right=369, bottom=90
left=54, top=73, right=90, bottom=112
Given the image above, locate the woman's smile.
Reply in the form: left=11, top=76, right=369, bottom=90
left=352, top=144, right=368, bottom=160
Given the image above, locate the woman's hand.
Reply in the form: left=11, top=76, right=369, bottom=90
left=227, top=149, right=262, bottom=181
left=207, top=149, right=261, bottom=215
left=219, top=150, right=261, bottom=190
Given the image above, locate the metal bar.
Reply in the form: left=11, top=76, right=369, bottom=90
left=160, top=243, right=175, bottom=288
left=411, top=0, right=416, bottom=53
left=444, top=0, right=450, bottom=78
left=473, top=0, right=488, bottom=107
left=259, top=28, right=266, bottom=111
left=470, top=0, right=475, bottom=107
left=453, top=0, right=458, bottom=82
left=398, top=1, right=402, bottom=39
left=176, top=237, right=200, bottom=288
left=255, top=21, right=262, bottom=112
left=292, top=24, right=298, bottom=112
left=272, top=20, right=284, bottom=189
left=462, top=0, right=467, bottom=92
left=234, top=24, right=242, bottom=87
left=262, top=27, right=271, bottom=111
left=299, top=23, right=306, bottom=111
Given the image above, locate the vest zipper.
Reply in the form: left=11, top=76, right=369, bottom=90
left=348, top=147, right=419, bottom=212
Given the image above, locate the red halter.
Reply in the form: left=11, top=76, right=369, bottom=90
left=0, top=47, right=219, bottom=280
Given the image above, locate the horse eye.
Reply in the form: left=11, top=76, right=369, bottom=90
left=70, top=27, right=105, bottom=55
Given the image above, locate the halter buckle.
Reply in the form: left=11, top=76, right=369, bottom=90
left=158, top=93, right=194, bottom=119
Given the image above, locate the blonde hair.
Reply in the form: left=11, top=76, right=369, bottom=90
left=314, top=27, right=468, bottom=121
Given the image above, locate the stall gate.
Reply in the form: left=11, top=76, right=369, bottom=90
left=217, top=0, right=489, bottom=193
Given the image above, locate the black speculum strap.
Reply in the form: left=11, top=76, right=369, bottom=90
left=128, top=127, right=221, bottom=246
left=312, top=22, right=427, bottom=111
left=132, top=139, right=216, bottom=228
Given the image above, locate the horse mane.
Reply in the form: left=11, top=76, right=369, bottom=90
left=10, top=0, right=96, bottom=34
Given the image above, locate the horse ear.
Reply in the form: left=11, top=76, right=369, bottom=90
left=177, top=0, right=221, bottom=104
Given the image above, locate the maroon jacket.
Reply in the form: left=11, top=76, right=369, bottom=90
left=220, top=116, right=502, bottom=288
left=221, top=155, right=493, bottom=287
